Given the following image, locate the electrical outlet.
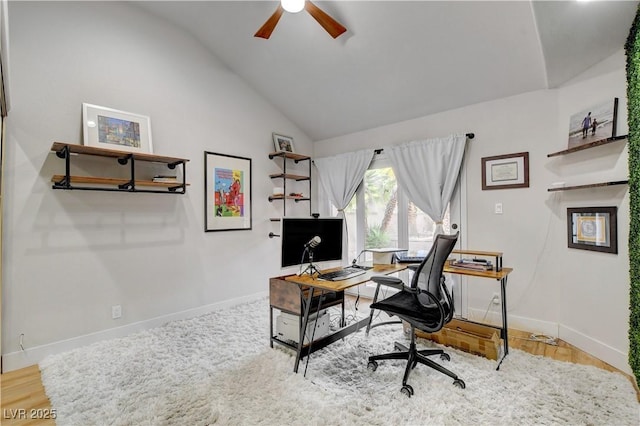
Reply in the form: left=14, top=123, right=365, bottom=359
left=492, top=293, right=500, bottom=305
left=112, top=305, right=122, bottom=319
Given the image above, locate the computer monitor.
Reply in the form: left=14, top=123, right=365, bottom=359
left=281, top=217, right=343, bottom=267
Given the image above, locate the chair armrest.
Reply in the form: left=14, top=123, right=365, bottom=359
left=370, top=275, right=404, bottom=289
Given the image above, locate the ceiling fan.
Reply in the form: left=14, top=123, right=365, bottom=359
left=254, top=0, right=347, bottom=40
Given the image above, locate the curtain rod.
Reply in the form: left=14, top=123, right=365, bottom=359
left=374, top=133, right=474, bottom=155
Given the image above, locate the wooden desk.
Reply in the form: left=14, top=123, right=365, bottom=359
left=269, top=264, right=406, bottom=373
left=443, top=264, right=513, bottom=369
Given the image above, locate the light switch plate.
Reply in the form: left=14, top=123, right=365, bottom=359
left=494, top=203, right=503, bottom=214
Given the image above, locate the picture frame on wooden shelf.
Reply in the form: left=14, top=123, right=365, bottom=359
left=567, top=98, right=618, bottom=149
left=204, top=151, right=252, bottom=232
left=272, top=133, right=295, bottom=153
left=82, top=103, right=153, bottom=154
left=567, top=206, right=617, bottom=254
left=481, top=152, right=529, bottom=190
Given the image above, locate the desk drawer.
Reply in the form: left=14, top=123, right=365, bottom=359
left=269, top=277, right=343, bottom=314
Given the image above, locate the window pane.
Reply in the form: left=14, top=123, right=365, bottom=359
left=364, top=167, right=398, bottom=251
left=407, top=202, right=450, bottom=256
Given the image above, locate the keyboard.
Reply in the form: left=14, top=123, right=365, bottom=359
left=318, top=267, right=366, bottom=281
left=395, top=254, right=426, bottom=263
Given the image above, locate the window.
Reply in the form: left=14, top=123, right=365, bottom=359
left=335, top=155, right=453, bottom=264
left=321, top=150, right=466, bottom=313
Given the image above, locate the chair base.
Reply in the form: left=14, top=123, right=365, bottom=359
left=367, top=327, right=465, bottom=395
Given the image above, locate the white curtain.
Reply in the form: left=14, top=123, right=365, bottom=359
left=386, top=134, right=467, bottom=235
left=313, top=149, right=374, bottom=260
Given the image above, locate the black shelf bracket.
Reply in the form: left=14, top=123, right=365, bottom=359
left=117, top=154, right=132, bottom=165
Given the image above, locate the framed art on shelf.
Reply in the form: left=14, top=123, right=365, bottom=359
left=204, top=151, right=252, bottom=232
left=481, top=152, right=529, bottom=190
left=82, top=103, right=153, bottom=154
left=567, top=98, right=618, bottom=149
left=567, top=206, right=617, bottom=254
left=272, top=133, right=295, bottom=153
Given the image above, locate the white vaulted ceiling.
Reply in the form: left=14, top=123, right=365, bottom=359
left=135, top=1, right=639, bottom=141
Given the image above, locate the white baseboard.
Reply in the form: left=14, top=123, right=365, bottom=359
left=1, top=292, right=267, bottom=373
left=465, top=307, right=559, bottom=337
left=559, top=324, right=631, bottom=375
left=466, top=307, right=631, bottom=375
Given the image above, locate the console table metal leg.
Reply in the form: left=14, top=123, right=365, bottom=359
left=294, top=287, right=315, bottom=373
left=496, top=276, right=509, bottom=370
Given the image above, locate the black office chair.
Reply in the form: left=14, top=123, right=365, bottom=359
left=366, top=232, right=465, bottom=396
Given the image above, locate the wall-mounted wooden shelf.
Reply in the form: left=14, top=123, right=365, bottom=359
left=50, top=142, right=189, bottom=194
left=51, top=175, right=189, bottom=191
left=268, top=151, right=310, bottom=162
left=547, top=180, right=628, bottom=192
left=268, top=194, right=311, bottom=202
left=547, top=135, right=627, bottom=158
left=268, top=151, right=312, bottom=221
left=269, top=172, right=310, bottom=181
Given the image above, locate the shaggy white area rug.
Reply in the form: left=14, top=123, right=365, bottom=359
left=40, top=298, right=639, bottom=425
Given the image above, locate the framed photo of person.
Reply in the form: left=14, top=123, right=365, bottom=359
left=567, top=98, right=618, bottom=149
left=272, top=133, right=295, bottom=153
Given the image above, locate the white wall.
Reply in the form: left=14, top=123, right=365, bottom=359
left=314, top=52, right=631, bottom=374
left=1, top=1, right=312, bottom=370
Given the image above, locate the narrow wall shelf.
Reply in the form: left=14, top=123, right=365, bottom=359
left=268, top=151, right=310, bottom=162
left=547, top=135, right=628, bottom=157
left=51, top=175, right=189, bottom=191
left=547, top=180, right=628, bottom=192
left=268, top=151, right=311, bottom=218
left=269, top=172, right=310, bottom=181
left=268, top=195, right=311, bottom=202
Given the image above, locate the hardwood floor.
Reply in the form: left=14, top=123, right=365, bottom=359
left=0, top=365, right=55, bottom=425
left=2, top=322, right=638, bottom=424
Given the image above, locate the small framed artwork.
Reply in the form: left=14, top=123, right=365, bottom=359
left=481, top=152, right=529, bottom=190
left=272, top=133, right=295, bottom=153
left=567, top=98, right=618, bottom=149
left=82, top=103, right=153, bottom=154
left=204, top=151, right=252, bottom=232
left=567, top=206, right=617, bottom=254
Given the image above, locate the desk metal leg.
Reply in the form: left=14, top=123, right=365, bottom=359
left=269, top=305, right=274, bottom=348
left=303, top=289, right=325, bottom=376
left=294, top=287, right=315, bottom=373
left=496, top=276, right=509, bottom=370
left=366, top=284, right=382, bottom=335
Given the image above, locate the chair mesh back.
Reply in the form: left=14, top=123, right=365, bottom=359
left=412, top=233, right=459, bottom=309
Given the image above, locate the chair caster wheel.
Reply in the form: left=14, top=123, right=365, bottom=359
left=367, top=360, right=378, bottom=372
left=400, top=384, right=414, bottom=397
left=440, top=353, right=451, bottom=362
left=453, top=379, right=466, bottom=389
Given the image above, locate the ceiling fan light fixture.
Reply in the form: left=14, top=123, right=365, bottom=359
left=281, top=0, right=305, bottom=14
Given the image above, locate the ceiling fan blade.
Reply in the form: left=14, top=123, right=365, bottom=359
left=254, top=5, right=285, bottom=39
left=305, top=1, right=347, bottom=39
